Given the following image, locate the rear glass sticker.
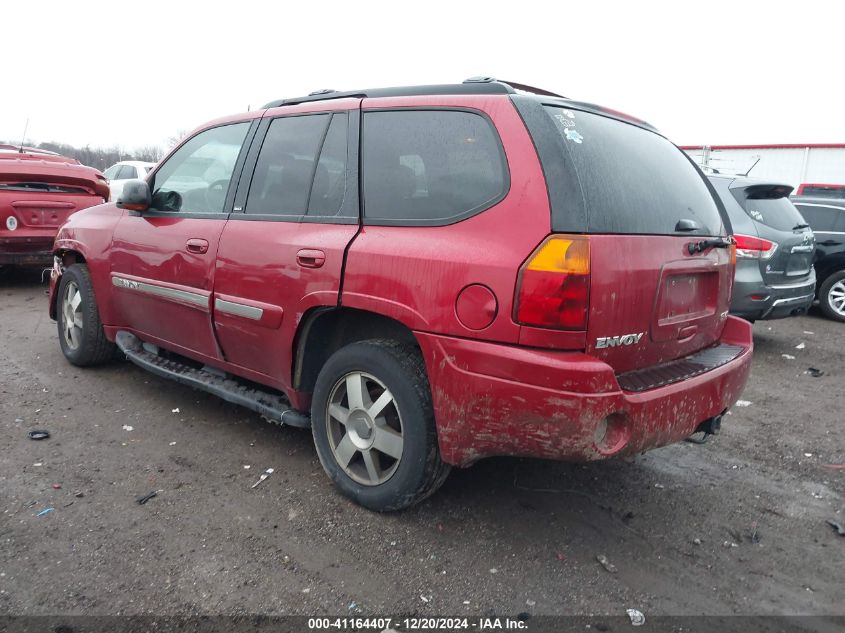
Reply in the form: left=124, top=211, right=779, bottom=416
left=564, top=128, right=583, bottom=144
left=553, top=113, right=576, bottom=128
left=748, top=209, right=763, bottom=221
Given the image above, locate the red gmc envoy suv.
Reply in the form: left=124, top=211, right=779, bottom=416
left=49, top=78, right=753, bottom=510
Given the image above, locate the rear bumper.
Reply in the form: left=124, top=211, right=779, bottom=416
left=0, top=235, right=55, bottom=266
left=730, top=268, right=816, bottom=321
left=416, top=316, right=753, bottom=467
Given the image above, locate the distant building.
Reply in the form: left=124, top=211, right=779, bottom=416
left=681, top=144, right=845, bottom=192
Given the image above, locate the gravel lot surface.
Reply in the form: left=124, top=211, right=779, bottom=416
left=1, top=268, right=843, bottom=622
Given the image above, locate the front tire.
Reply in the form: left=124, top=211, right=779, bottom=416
left=311, top=340, right=450, bottom=511
left=819, top=270, right=845, bottom=322
left=57, top=264, right=116, bottom=366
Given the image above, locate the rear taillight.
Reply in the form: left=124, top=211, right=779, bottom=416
left=734, top=234, right=777, bottom=259
left=514, top=235, right=590, bottom=330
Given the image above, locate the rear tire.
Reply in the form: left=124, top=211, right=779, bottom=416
left=57, top=264, right=116, bottom=366
left=311, top=339, right=450, bottom=511
left=819, top=270, right=845, bottom=322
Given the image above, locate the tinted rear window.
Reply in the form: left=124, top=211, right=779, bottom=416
left=736, top=195, right=807, bottom=232
left=362, top=110, right=507, bottom=225
left=514, top=97, right=724, bottom=236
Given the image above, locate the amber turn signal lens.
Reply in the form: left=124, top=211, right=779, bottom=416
left=524, top=237, right=590, bottom=274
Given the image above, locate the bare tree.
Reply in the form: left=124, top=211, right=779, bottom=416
left=132, top=145, right=164, bottom=163
left=166, top=130, right=188, bottom=152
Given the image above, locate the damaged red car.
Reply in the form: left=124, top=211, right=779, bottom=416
left=48, top=79, right=753, bottom=511
left=0, top=145, right=109, bottom=267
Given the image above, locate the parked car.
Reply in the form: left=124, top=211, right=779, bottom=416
left=790, top=196, right=845, bottom=321
left=48, top=78, right=753, bottom=510
left=103, top=160, right=156, bottom=201
left=795, top=183, right=845, bottom=198
left=1, top=149, right=109, bottom=267
left=707, top=175, right=816, bottom=321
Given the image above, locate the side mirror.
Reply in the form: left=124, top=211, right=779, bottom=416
left=116, top=180, right=151, bottom=212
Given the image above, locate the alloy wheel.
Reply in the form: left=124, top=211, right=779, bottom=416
left=62, top=281, right=84, bottom=350
left=829, top=280, right=845, bottom=317
left=326, top=371, right=404, bottom=486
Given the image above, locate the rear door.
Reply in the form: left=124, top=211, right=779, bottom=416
left=729, top=182, right=815, bottom=284
left=513, top=98, right=732, bottom=373
left=109, top=121, right=253, bottom=361
left=793, top=200, right=845, bottom=273
left=211, top=102, right=360, bottom=389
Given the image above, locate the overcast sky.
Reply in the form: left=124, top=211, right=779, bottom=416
left=3, top=0, right=841, bottom=153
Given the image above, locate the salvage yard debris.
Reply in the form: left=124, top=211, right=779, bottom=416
left=251, top=468, right=274, bottom=488
left=27, top=430, right=50, bottom=440
left=136, top=491, right=158, bottom=505
left=626, top=609, right=646, bottom=626
left=596, top=554, right=618, bottom=573
left=827, top=520, right=845, bottom=536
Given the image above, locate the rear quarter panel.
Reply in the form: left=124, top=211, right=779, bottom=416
left=341, top=95, right=552, bottom=344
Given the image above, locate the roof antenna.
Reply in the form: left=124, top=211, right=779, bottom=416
left=738, top=156, right=761, bottom=177
left=18, top=118, right=29, bottom=153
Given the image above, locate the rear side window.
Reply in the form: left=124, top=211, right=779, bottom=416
left=119, top=165, right=138, bottom=179
left=514, top=97, right=724, bottom=236
left=246, top=112, right=350, bottom=218
left=362, top=110, right=507, bottom=225
left=793, top=202, right=845, bottom=232
left=246, top=114, right=329, bottom=216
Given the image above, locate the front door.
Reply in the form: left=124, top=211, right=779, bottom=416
left=212, top=104, right=360, bottom=390
left=109, top=121, right=253, bottom=362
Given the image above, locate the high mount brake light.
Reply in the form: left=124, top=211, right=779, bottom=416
left=514, top=236, right=590, bottom=330
left=734, top=233, right=777, bottom=259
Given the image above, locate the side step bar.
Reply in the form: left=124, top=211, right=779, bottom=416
left=114, top=331, right=311, bottom=428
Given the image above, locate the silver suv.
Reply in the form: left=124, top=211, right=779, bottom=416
left=709, top=175, right=816, bottom=321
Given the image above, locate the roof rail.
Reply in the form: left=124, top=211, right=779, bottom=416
left=496, top=80, right=566, bottom=99
left=262, top=77, right=565, bottom=109
left=463, top=76, right=566, bottom=98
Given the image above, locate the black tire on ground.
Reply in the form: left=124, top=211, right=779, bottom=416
left=311, top=339, right=450, bottom=512
left=818, top=270, right=845, bottom=323
left=57, top=263, right=117, bottom=366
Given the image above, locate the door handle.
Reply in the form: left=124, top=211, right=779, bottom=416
left=818, top=240, right=841, bottom=246
left=186, top=238, right=209, bottom=254
left=296, top=249, right=326, bottom=268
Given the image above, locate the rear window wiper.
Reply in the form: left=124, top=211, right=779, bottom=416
left=792, top=223, right=810, bottom=230
left=688, top=237, right=733, bottom=255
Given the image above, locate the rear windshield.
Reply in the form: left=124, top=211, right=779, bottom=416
left=737, top=195, right=808, bottom=232
left=513, top=97, right=725, bottom=236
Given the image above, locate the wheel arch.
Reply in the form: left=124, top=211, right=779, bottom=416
left=293, top=307, right=420, bottom=394
left=814, top=257, right=845, bottom=291
left=49, top=249, right=88, bottom=320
